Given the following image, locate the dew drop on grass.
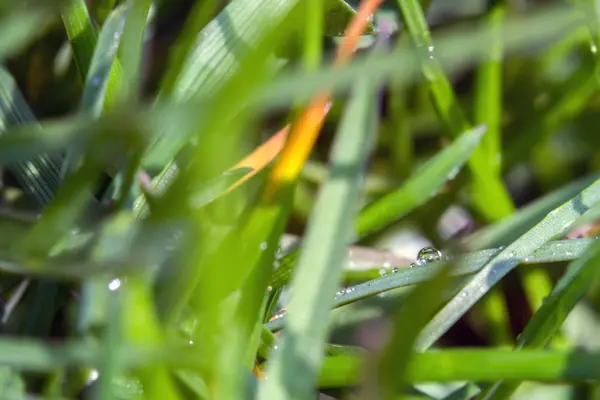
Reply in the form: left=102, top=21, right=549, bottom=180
left=416, top=246, right=443, bottom=265
left=379, top=268, right=387, bottom=277
left=409, top=263, right=417, bottom=268
left=108, top=278, right=121, bottom=291
left=392, top=267, right=398, bottom=273
left=260, top=242, right=268, bottom=251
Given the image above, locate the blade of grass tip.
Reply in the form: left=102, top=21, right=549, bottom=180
left=377, top=261, right=454, bottom=399
left=62, top=0, right=99, bottom=79
left=415, top=177, right=600, bottom=351
left=259, top=70, right=380, bottom=400
left=0, top=67, right=62, bottom=206
left=480, top=238, right=600, bottom=400
left=462, top=173, right=600, bottom=250
left=268, top=124, right=486, bottom=292
left=265, top=239, right=597, bottom=332
left=116, top=0, right=152, bottom=104
left=396, top=0, right=514, bottom=221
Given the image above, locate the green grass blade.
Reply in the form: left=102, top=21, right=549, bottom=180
left=319, top=349, right=600, bottom=387
left=397, top=0, right=514, bottom=221
left=61, top=0, right=98, bottom=79
left=117, top=0, right=152, bottom=103
left=378, top=262, right=453, bottom=398
left=259, top=75, right=379, bottom=399
left=79, top=4, right=127, bottom=116
left=356, top=125, right=486, bottom=238
left=474, top=3, right=504, bottom=175
left=481, top=238, right=600, bottom=399
left=416, top=178, right=600, bottom=351
left=463, top=173, right=600, bottom=250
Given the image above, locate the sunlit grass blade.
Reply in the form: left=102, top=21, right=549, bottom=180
left=318, top=348, right=600, bottom=387
left=259, top=74, right=379, bottom=399
left=416, top=178, right=600, bottom=351
left=61, top=0, right=98, bottom=78
left=397, top=0, right=514, bottom=221
left=481, top=238, right=600, bottom=400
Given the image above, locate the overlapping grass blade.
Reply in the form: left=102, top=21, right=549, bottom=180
left=416, top=178, right=600, bottom=351
left=266, top=238, right=596, bottom=331
left=61, top=0, right=99, bottom=78
left=259, top=74, right=379, bottom=399
left=480, top=238, right=600, bottom=399
left=270, top=125, right=485, bottom=290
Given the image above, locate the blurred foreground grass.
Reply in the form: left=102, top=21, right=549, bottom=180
left=1, top=0, right=600, bottom=399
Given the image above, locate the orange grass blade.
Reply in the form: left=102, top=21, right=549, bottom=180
left=223, top=0, right=383, bottom=200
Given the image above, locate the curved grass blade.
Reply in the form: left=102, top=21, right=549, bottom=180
left=259, top=75, right=379, bottom=399
left=480, top=238, right=600, bottom=400
left=416, top=178, right=600, bottom=351
left=265, top=238, right=596, bottom=331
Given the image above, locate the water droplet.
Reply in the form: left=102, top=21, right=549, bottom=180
left=377, top=292, right=387, bottom=298
left=592, top=44, right=598, bottom=54
left=87, top=369, right=99, bottom=383
left=427, top=45, right=435, bottom=59
left=188, top=340, right=194, bottom=346
left=410, top=263, right=417, bottom=268
left=273, top=345, right=279, bottom=351
left=90, top=76, right=100, bottom=87
left=461, top=291, right=468, bottom=297
left=273, top=260, right=280, bottom=269
left=524, top=257, right=530, bottom=263
left=565, top=251, right=573, bottom=257
left=508, top=251, right=517, bottom=258
left=379, top=268, right=387, bottom=277
left=336, top=290, right=344, bottom=297
left=416, top=246, right=442, bottom=265
left=267, top=286, right=273, bottom=293
left=108, top=278, right=121, bottom=291
left=392, top=267, right=399, bottom=273
left=260, top=242, right=268, bottom=250
left=271, top=311, right=286, bottom=321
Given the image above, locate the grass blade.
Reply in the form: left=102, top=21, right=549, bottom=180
left=259, top=74, right=379, bottom=399
left=416, top=178, right=600, bottom=351
left=481, top=238, right=600, bottom=399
